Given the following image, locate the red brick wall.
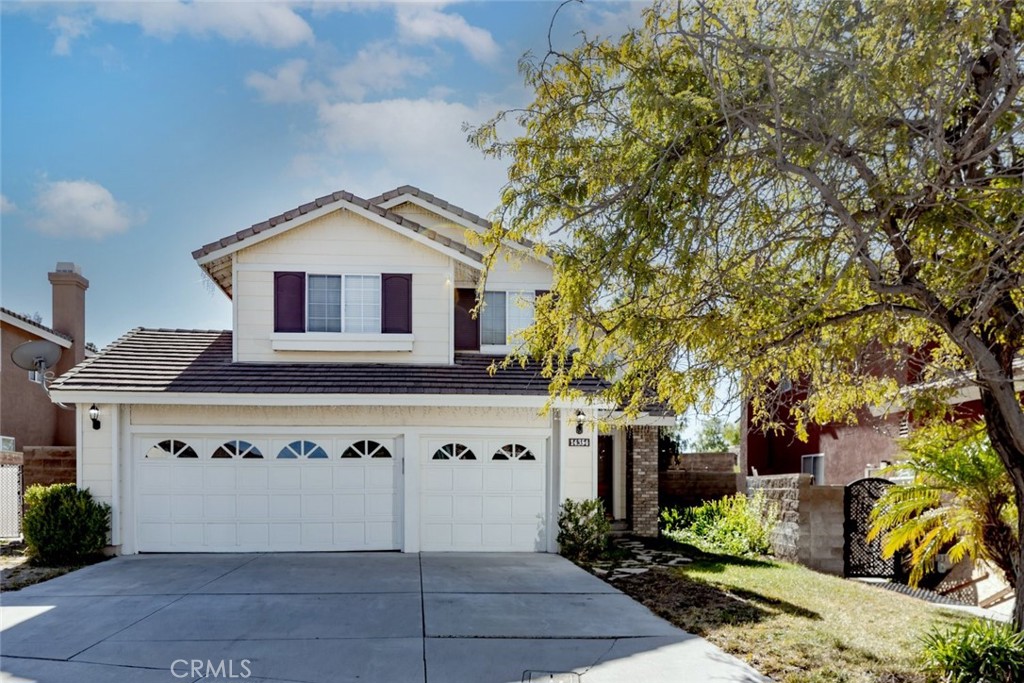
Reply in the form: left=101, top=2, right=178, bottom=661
left=629, top=426, right=659, bottom=537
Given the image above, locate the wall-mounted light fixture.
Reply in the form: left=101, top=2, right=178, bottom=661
left=575, top=410, right=586, bottom=435
left=89, top=404, right=101, bottom=430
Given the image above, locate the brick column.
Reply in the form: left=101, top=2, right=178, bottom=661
left=629, top=426, right=659, bottom=537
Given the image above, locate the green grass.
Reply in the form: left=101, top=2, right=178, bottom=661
left=614, top=546, right=972, bottom=683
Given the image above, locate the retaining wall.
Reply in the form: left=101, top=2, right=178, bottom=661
left=748, top=473, right=845, bottom=575
left=659, top=451, right=740, bottom=510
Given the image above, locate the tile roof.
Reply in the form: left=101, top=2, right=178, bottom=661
left=50, top=328, right=608, bottom=397
left=367, top=185, right=541, bottom=251
left=191, top=190, right=485, bottom=263
left=0, top=307, right=72, bottom=342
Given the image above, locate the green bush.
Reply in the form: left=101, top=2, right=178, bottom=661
left=661, top=491, right=776, bottom=556
left=23, top=484, right=111, bottom=565
left=557, top=498, right=610, bottom=563
left=920, top=618, right=1024, bottom=683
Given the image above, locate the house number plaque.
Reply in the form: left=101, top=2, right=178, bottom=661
left=568, top=438, right=591, bottom=447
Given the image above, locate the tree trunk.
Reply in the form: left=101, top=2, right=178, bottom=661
left=979, top=388, right=1024, bottom=630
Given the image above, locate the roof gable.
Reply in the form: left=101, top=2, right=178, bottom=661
left=368, top=185, right=549, bottom=264
left=194, top=190, right=485, bottom=297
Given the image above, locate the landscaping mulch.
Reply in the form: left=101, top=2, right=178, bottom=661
left=0, top=541, right=104, bottom=592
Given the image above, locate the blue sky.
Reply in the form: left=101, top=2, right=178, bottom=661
left=1, top=1, right=644, bottom=347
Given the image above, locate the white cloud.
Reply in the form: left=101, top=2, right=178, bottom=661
left=329, top=43, right=430, bottom=101
left=395, top=5, right=499, bottom=62
left=247, top=43, right=431, bottom=105
left=245, top=59, right=323, bottom=104
left=311, top=97, right=512, bottom=210
left=32, top=180, right=144, bottom=240
left=50, top=14, right=92, bottom=56
left=0, top=194, right=16, bottom=214
left=51, top=2, right=314, bottom=54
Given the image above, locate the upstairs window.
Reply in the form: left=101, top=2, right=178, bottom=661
left=481, top=291, right=535, bottom=346
left=275, top=272, right=409, bottom=335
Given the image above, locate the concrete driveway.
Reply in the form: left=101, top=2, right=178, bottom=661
left=1, top=553, right=766, bottom=683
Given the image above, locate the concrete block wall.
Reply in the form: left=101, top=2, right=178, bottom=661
left=798, top=484, right=845, bottom=575
left=21, top=446, right=76, bottom=491
left=629, top=426, right=659, bottom=537
left=659, top=453, right=740, bottom=510
left=748, top=473, right=845, bottom=575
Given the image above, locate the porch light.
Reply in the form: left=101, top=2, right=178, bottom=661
left=575, top=410, right=585, bottom=435
left=89, top=404, right=101, bottom=430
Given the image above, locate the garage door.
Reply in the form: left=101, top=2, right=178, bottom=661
left=134, top=434, right=399, bottom=552
left=421, top=437, right=547, bottom=551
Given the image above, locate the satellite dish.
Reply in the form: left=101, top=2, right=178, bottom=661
left=11, top=339, right=62, bottom=373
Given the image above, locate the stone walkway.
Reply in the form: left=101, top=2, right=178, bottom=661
left=591, top=539, right=692, bottom=582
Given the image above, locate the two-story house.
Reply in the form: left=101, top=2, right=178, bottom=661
left=50, top=186, right=672, bottom=554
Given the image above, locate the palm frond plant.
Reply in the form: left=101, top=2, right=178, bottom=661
left=868, top=420, right=1017, bottom=588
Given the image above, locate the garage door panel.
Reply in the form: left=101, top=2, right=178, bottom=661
left=483, top=469, right=513, bottom=491
left=270, top=494, right=302, bottom=518
left=423, top=469, right=452, bottom=491
left=513, top=469, right=545, bottom=491
left=453, top=523, right=482, bottom=547
left=204, top=466, right=235, bottom=490
left=454, top=495, right=482, bottom=518
left=172, top=495, right=204, bottom=520
left=269, top=523, right=301, bottom=547
left=482, top=496, right=512, bottom=520
left=453, top=468, right=483, bottom=491
left=420, top=435, right=548, bottom=552
left=204, top=495, right=235, bottom=518
left=135, top=433, right=400, bottom=552
left=171, top=468, right=203, bottom=491
left=238, top=523, right=269, bottom=547
left=333, top=467, right=365, bottom=490
left=172, top=524, right=203, bottom=546
left=237, top=467, right=269, bottom=490
left=205, top=523, right=236, bottom=547
left=237, top=494, right=268, bottom=518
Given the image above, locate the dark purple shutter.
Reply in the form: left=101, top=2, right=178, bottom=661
left=381, top=273, right=412, bottom=334
left=274, top=271, right=305, bottom=333
left=454, top=288, right=480, bottom=351
left=535, top=289, right=550, bottom=299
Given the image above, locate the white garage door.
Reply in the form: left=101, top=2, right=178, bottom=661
left=133, top=434, right=399, bottom=552
left=421, top=437, right=547, bottom=551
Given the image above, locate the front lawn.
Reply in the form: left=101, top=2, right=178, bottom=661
left=610, top=541, right=973, bottom=683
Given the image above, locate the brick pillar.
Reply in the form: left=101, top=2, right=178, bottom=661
left=629, top=426, right=659, bottom=537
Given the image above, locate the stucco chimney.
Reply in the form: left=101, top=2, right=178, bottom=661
left=48, top=262, right=89, bottom=366
left=48, top=262, right=88, bottom=447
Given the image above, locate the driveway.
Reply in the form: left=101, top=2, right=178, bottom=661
left=1, top=553, right=766, bottom=683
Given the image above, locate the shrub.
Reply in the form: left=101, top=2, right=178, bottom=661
left=920, top=618, right=1024, bottom=683
left=662, top=491, right=776, bottom=556
left=557, top=498, right=610, bottom=563
left=23, top=484, right=111, bottom=565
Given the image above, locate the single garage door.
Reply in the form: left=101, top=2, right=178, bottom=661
left=134, top=434, right=399, bottom=552
left=421, top=436, right=547, bottom=551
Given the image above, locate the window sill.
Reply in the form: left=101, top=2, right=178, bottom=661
left=271, top=332, right=414, bottom=352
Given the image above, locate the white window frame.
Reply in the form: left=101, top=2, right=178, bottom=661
left=801, top=453, right=825, bottom=485
left=480, top=290, right=536, bottom=352
left=305, top=272, right=382, bottom=334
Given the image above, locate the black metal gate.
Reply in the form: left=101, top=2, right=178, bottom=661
left=843, top=477, right=895, bottom=578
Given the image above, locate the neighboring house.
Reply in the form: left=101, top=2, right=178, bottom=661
left=1, top=263, right=89, bottom=451
left=742, top=370, right=1018, bottom=486
left=50, top=186, right=673, bottom=554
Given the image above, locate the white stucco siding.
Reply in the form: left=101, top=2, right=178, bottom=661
left=233, top=208, right=454, bottom=363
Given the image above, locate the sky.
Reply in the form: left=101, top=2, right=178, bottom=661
left=1, top=0, right=647, bottom=348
